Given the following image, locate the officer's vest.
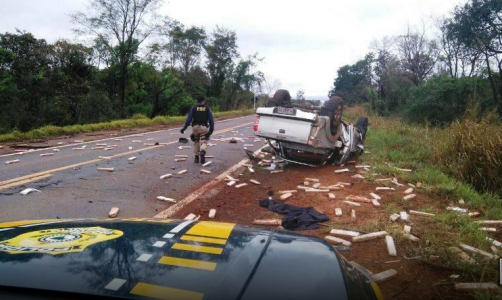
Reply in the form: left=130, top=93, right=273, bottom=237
left=192, top=105, right=209, bottom=126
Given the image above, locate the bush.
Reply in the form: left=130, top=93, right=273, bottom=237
left=405, top=76, right=492, bottom=126
left=434, top=118, right=502, bottom=195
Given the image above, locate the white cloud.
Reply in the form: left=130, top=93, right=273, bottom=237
left=0, top=0, right=461, bottom=99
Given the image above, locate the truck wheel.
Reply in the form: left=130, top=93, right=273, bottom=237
left=355, top=117, right=369, bottom=141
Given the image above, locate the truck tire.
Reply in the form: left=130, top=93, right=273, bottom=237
left=355, top=117, right=368, bottom=141
left=322, top=96, right=344, bottom=132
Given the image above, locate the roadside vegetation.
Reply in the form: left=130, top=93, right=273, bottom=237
left=0, top=110, right=253, bottom=143
left=0, top=0, right=275, bottom=135
left=344, top=106, right=502, bottom=286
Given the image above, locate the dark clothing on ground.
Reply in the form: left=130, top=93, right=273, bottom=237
left=259, top=199, right=329, bottom=230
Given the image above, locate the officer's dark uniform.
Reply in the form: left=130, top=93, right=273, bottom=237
left=181, top=97, right=214, bottom=163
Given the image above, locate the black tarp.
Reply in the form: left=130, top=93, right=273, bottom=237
left=259, top=199, right=329, bottom=230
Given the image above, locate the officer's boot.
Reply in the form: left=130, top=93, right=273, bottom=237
left=200, top=150, right=206, bottom=164
left=194, top=155, right=199, bottom=163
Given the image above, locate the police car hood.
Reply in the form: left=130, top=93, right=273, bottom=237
left=0, top=219, right=350, bottom=300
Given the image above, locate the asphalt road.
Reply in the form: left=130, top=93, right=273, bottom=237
left=0, top=115, right=260, bottom=222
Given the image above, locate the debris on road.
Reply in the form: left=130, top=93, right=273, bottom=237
left=454, top=283, right=499, bottom=292
left=202, top=161, right=212, bottom=167
left=371, top=199, right=380, bottom=207
left=372, top=269, right=397, bottom=283
left=305, top=178, right=320, bottom=183
left=351, top=209, right=356, bottom=218
left=252, top=219, right=281, bottom=225
left=449, top=247, right=476, bottom=264
left=404, top=188, right=414, bottom=194
left=184, top=213, right=198, bottom=220
left=352, top=231, right=388, bottom=242
left=249, top=179, right=261, bottom=185
left=475, top=220, right=502, bottom=225
left=5, top=159, right=20, bottom=165
left=92, top=147, right=104, bottom=150
left=328, top=193, right=336, bottom=200
left=330, top=229, right=360, bottom=238
left=343, top=200, right=361, bottom=207
left=53, top=149, right=60, bottom=152
left=355, top=165, right=371, bottom=169
left=108, top=207, right=120, bottom=218
left=351, top=174, right=364, bottom=179
left=459, top=243, right=495, bottom=259
left=128, top=157, right=137, bottom=161
left=335, top=168, right=350, bottom=173
left=376, top=187, right=395, bottom=191
left=447, top=206, right=468, bottom=213
left=235, top=183, right=248, bottom=189
left=370, top=192, right=381, bottom=200
left=403, top=233, right=420, bottom=242
left=280, top=192, right=293, bottom=201
left=40, top=153, right=54, bottom=157
left=20, top=188, right=41, bottom=195
left=346, top=195, right=371, bottom=203
left=227, top=181, right=236, bottom=187
left=177, top=169, right=187, bottom=175
left=279, top=190, right=297, bottom=194
left=97, top=167, right=114, bottom=172
left=157, top=196, right=176, bottom=203
left=389, top=213, right=400, bottom=222
left=200, top=169, right=211, bottom=174
left=400, top=211, right=409, bottom=222
left=306, top=188, right=330, bottom=193
left=409, top=210, right=435, bottom=217
left=160, top=174, right=172, bottom=179
left=402, top=194, right=416, bottom=200
left=335, top=208, right=342, bottom=216
left=175, top=158, right=187, bottom=162
left=208, top=209, right=216, bottom=219
left=270, top=170, right=283, bottom=174
left=386, top=235, right=397, bottom=256
left=324, top=235, right=352, bottom=247
left=404, top=225, right=411, bottom=233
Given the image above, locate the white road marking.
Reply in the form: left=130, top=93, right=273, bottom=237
left=153, top=241, right=166, bottom=248
left=0, top=228, right=13, bottom=232
left=163, top=233, right=175, bottom=239
left=104, top=278, right=127, bottom=291
left=137, top=254, right=153, bottom=262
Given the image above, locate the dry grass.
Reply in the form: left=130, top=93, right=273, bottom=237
left=433, top=119, right=502, bottom=196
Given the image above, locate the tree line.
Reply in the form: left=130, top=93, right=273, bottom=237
left=329, top=0, right=502, bottom=125
left=0, top=0, right=269, bottom=134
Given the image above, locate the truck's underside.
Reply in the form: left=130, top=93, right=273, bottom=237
left=254, top=106, right=367, bottom=167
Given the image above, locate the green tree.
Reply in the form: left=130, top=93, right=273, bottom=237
left=50, top=40, right=94, bottom=125
left=205, top=27, right=238, bottom=100
left=329, top=53, right=374, bottom=106
left=72, top=0, right=164, bottom=118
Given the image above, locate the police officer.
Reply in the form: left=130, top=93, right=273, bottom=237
left=180, top=95, right=214, bottom=164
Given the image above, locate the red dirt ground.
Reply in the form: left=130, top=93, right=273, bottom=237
left=172, top=155, right=494, bottom=300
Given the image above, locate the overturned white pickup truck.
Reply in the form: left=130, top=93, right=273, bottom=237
left=253, top=97, right=368, bottom=166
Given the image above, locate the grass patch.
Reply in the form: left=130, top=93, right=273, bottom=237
left=0, top=110, right=254, bottom=143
